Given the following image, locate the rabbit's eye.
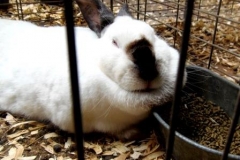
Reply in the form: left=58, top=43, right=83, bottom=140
left=112, top=39, right=119, bottom=48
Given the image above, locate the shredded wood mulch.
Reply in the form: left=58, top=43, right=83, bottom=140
left=0, top=111, right=165, bottom=160
left=153, top=0, right=240, bottom=84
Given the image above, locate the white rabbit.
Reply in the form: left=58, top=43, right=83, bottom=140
left=0, top=0, right=186, bottom=140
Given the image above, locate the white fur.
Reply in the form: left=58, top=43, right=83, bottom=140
left=0, top=17, right=184, bottom=137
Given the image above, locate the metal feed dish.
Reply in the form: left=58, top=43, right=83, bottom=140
left=154, top=65, right=240, bottom=160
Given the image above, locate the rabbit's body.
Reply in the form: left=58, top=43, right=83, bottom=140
left=0, top=0, right=185, bottom=139
left=0, top=19, right=143, bottom=132
left=0, top=19, right=90, bottom=132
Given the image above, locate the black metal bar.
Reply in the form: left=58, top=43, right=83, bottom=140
left=63, top=0, right=85, bottom=160
left=221, top=92, right=240, bottom=160
left=143, top=0, right=147, bottom=21
left=137, top=0, right=140, bottom=20
left=18, top=0, right=24, bottom=20
left=110, top=0, right=113, bottom=12
left=15, top=0, right=20, bottom=20
left=173, top=0, right=180, bottom=47
left=196, top=0, right=202, bottom=21
left=207, top=0, right=222, bottom=69
left=231, top=0, right=234, bottom=14
left=165, top=0, right=195, bottom=159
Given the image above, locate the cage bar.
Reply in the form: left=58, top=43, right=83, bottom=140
left=63, top=0, right=84, bottom=159
left=207, top=0, right=223, bottom=69
left=222, top=92, right=240, bottom=160
left=173, top=0, right=180, bottom=47
left=165, top=0, right=195, bottom=159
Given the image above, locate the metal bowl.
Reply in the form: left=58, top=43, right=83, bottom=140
left=153, top=65, right=240, bottom=160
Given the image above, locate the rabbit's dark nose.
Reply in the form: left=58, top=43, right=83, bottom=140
left=132, top=46, right=158, bottom=81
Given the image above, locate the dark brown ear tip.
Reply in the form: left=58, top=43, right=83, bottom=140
left=117, top=3, right=132, bottom=17
left=122, top=3, right=129, bottom=10
left=75, top=0, right=114, bottom=36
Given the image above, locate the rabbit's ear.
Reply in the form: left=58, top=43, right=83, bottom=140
left=76, top=0, right=114, bottom=37
left=117, top=4, right=132, bottom=17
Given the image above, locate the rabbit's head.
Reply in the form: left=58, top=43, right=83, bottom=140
left=99, top=12, right=162, bottom=92
left=76, top=0, right=186, bottom=106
